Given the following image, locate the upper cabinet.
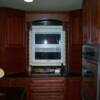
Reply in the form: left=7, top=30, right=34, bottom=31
left=70, top=10, right=82, bottom=45
left=4, top=9, right=26, bottom=46
left=97, top=0, right=100, bottom=28
left=83, top=0, right=100, bottom=44
left=68, top=10, right=82, bottom=73
left=0, top=8, right=26, bottom=47
left=0, top=8, right=27, bottom=74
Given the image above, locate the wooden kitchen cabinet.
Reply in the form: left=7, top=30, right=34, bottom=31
left=69, top=10, right=82, bottom=73
left=83, top=0, right=96, bottom=43
left=66, top=77, right=82, bottom=100
left=30, top=77, right=66, bottom=100
left=82, top=77, right=96, bottom=100
left=0, top=8, right=26, bottom=46
left=97, top=0, right=100, bottom=28
left=0, top=76, right=82, bottom=100
left=83, top=0, right=98, bottom=44
left=0, top=79, right=12, bottom=87
left=0, top=8, right=27, bottom=74
left=13, top=78, right=31, bottom=100
left=69, top=44, right=82, bottom=73
left=70, top=10, right=82, bottom=45
left=5, top=11, right=26, bottom=46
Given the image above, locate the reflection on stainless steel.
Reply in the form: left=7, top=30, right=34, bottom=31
left=82, top=44, right=100, bottom=100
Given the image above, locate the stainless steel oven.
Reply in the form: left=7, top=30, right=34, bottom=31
left=83, top=44, right=99, bottom=61
left=82, top=44, right=100, bottom=100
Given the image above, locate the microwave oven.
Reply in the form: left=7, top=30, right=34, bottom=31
left=82, top=44, right=99, bottom=61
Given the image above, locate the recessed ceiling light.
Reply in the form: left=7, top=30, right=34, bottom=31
left=24, top=0, right=34, bottom=3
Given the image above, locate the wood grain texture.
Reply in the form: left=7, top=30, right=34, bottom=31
left=66, top=77, right=82, bottom=100
left=68, top=10, right=82, bottom=73
left=83, top=0, right=97, bottom=43
left=30, top=77, right=66, bottom=100
left=69, top=10, right=83, bottom=45
left=0, top=8, right=27, bottom=74
left=97, top=0, right=100, bottom=28
left=25, top=12, right=70, bottom=22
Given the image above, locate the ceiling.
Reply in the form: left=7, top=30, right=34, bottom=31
left=0, top=0, right=83, bottom=11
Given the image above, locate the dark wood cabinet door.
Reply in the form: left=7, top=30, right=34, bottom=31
left=83, top=0, right=97, bottom=44
left=69, top=44, right=82, bottom=73
left=0, top=10, right=6, bottom=70
left=5, top=13, right=26, bottom=46
left=0, top=8, right=27, bottom=74
left=97, top=0, right=100, bottom=28
left=70, top=10, right=82, bottom=45
left=66, top=77, right=82, bottom=100
left=13, top=78, right=31, bottom=100
left=69, top=10, right=82, bottom=73
left=0, top=79, right=11, bottom=87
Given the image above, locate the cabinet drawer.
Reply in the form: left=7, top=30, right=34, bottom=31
left=31, top=88, right=64, bottom=92
left=30, top=77, right=66, bottom=100
left=31, top=77, right=65, bottom=83
left=31, top=77, right=65, bottom=90
left=31, top=92, right=65, bottom=100
left=31, top=83, right=65, bottom=91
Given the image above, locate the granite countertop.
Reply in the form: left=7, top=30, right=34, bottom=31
left=0, top=87, right=25, bottom=100
left=4, top=71, right=81, bottom=78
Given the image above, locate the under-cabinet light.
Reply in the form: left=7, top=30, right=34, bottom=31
left=24, top=0, right=34, bottom=3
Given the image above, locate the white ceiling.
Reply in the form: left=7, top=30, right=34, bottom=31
left=0, top=0, right=83, bottom=11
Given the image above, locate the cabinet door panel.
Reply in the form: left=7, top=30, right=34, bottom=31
left=66, top=77, right=81, bottom=100
left=97, top=0, right=100, bottom=28
left=4, top=47, right=26, bottom=74
left=6, top=14, right=25, bottom=46
left=0, top=9, right=27, bottom=74
left=0, top=79, right=11, bottom=87
left=83, top=0, right=97, bottom=44
left=14, top=78, right=30, bottom=100
left=70, top=10, right=82, bottom=45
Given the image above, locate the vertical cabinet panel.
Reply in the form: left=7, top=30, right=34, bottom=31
left=0, top=8, right=27, bottom=74
left=69, top=45, right=82, bottom=72
left=66, top=77, right=82, bottom=100
left=6, top=14, right=25, bottom=46
left=14, top=78, right=30, bottom=100
left=83, top=0, right=100, bottom=44
left=97, top=0, right=100, bottom=28
left=69, top=10, right=82, bottom=73
left=70, top=10, right=82, bottom=45
left=0, top=10, right=6, bottom=70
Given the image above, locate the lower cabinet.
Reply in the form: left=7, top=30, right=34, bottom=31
left=13, top=78, right=31, bottom=100
left=30, top=77, right=66, bottom=100
left=0, top=79, right=13, bottom=87
left=66, top=77, right=82, bottom=100
left=0, top=76, right=81, bottom=100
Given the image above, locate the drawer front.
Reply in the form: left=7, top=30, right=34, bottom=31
left=31, top=77, right=65, bottom=90
left=31, top=92, right=65, bottom=100
left=30, top=77, right=66, bottom=100
left=31, top=83, right=65, bottom=92
left=31, top=77, right=65, bottom=82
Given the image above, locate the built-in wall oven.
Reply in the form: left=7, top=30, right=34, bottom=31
left=82, top=44, right=100, bottom=100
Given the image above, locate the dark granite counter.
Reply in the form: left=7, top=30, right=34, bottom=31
left=4, top=71, right=81, bottom=78
left=0, top=87, right=25, bottom=100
